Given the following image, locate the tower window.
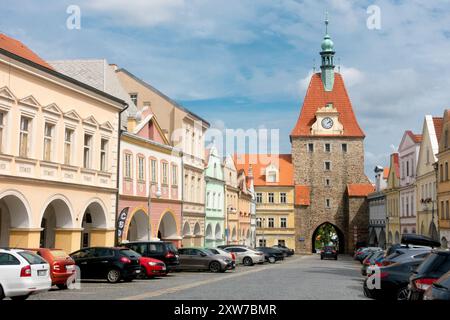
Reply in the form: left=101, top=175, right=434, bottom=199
left=325, top=178, right=331, bottom=186
left=324, top=143, right=331, bottom=152
left=326, top=199, right=331, bottom=208
left=324, top=161, right=331, bottom=171
left=342, top=143, right=348, bottom=153
left=308, top=143, right=314, bottom=153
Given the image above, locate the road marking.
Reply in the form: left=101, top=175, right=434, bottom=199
left=119, top=256, right=306, bottom=300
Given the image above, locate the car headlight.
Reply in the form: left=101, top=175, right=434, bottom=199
left=148, top=262, right=158, bottom=266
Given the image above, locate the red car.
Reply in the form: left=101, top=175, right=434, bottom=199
left=139, top=257, right=167, bottom=278
left=27, top=248, right=76, bottom=289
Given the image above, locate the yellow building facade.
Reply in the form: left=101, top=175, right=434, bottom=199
left=437, top=110, right=450, bottom=248
left=385, top=153, right=401, bottom=245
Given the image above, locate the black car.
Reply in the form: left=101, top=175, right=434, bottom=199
left=423, top=270, right=450, bottom=300
left=320, top=246, right=338, bottom=260
left=123, top=241, right=179, bottom=272
left=69, top=247, right=141, bottom=283
left=361, top=250, right=385, bottom=276
left=271, top=245, right=294, bottom=256
left=354, top=247, right=382, bottom=263
left=409, top=250, right=450, bottom=300
left=364, top=258, right=425, bottom=300
left=256, top=247, right=284, bottom=263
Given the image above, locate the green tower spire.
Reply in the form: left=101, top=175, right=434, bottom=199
left=320, top=12, right=335, bottom=91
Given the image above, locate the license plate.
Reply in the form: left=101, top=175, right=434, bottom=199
left=162, top=267, right=166, bottom=270
left=38, top=270, right=47, bottom=276
left=135, top=269, right=141, bottom=274
left=66, top=265, right=75, bottom=271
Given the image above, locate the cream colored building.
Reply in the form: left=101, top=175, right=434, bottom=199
left=416, top=115, right=441, bottom=239
left=115, top=68, right=209, bottom=246
left=223, top=155, right=239, bottom=245
left=0, top=34, right=125, bottom=253
left=385, top=153, right=401, bottom=245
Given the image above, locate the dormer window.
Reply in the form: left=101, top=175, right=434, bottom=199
left=265, top=164, right=278, bottom=183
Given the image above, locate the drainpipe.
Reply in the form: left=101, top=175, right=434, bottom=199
left=115, top=104, right=129, bottom=247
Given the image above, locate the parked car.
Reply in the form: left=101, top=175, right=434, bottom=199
left=177, top=248, right=233, bottom=272
left=381, top=247, right=431, bottom=266
left=225, top=246, right=265, bottom=266
left=123, top=241, right=179, bottom=272
left=205, top=248, right=236, bottom=269
left=256, top=247, right=284, bottom=263
left=354, top=247, right=382, bottom=263
left=271, top=244, right=294, bottom=256
left=363, top=258, right=426, bottom=300
left=401, top=234, right=441, bottom=248
left=217, top=244, right=250, bottom=250
left=69, top=247, right=141, bottom=283
left=320, top=246, right=338, bottom=260
left=138, top=257, right=167, bottom=278
left=361, top=250, right=385, bottom=276
left=26, top=248, right=76, bottom=289
left=0, top=248, right=51, bottom=300
left=409, top=250, right=450, bottom=300
left=423, top=270, right=450, bottom=301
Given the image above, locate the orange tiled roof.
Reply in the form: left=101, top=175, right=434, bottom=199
left=404, top=130, right=422, bottom=144
left=383, top=167, right=389, bottom=180
left=0, top=33, right=53, bottom=70
left=291, top=73, right=365, bottom=138
left=392, top=153, right=400, bottom=179
left=433, top=117, right=443, bottom=142
left=295, top=185, right=310, bottom=206
left=234, top=154, right=293, bottom=186
left=347, top=183, right=375, bottom=197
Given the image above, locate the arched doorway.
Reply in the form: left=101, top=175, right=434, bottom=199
left=388, top=231, right=393, bottom=245
left=193, top=222, right=202, bottom=246
left=40, top=198, right=73, bottom=248
left=442, top=237, right=448, bottom=249
left=215, top=223, right=222, bottom=244
left=378, top=229, right=386, bottom=249
left=429, top=222, right=439, bottom=242
left=205, top=223, right=213, bottom=246
left=127, top=210, right=149, bottom=241
left=181, top=221, right=191, bottom=247
left=231, top=227, right=237, bottom=243
left=81, top=201, right=107, bottom=248
left=0, top=192, right=31, bottom=247
left=395, top=231, right=400, bottom=244
left=368, top=228, right=377, bottom=247
left=157, top=212, right=178, bottom=242
left=311, top=222, right=345, bottom=254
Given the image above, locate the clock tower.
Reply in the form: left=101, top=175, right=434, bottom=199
left=291, top=17, right=373, bottom=254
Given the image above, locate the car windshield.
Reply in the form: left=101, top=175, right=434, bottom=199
left=206, top=249, right=219, bottom=254
left=324, top=246, right=335, bottom=251
left=416, top=253, right=450, bottom=275
left=19, top=251, right=48, bottom=265
left=120, top=249, right=141, bottom=258
left=50, top=250, right=69, bottom=259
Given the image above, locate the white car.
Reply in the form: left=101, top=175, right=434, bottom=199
left=0, top=248, right=52, bottom=300
left=225, top=247, right=265, bottom=266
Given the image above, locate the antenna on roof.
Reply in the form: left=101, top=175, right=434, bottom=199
left=313, top=58, right=316, bottom=73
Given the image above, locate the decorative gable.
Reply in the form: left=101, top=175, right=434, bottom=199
left=43, top=103, right=62, bottom=116
left=83, top=115, right=99, bottom=128
left=63, top=109, right=82, bottom=122
left=0, top=86, right=16, bottom=103
left=18, top=95, right=40, bottom=109
left=265, top=163, right=279, bottom=183
left=100, top=121, right=114, bottom=132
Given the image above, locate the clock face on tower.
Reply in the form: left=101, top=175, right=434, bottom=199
left=321, top=117, right=334, bottom=129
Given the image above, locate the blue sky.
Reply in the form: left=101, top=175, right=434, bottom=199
left=1, top=0, right=450, bottom=179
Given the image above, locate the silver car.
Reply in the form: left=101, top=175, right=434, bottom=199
left=225, top=246, right=265, bottom=266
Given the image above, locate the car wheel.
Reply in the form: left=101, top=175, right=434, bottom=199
left=209, top=261, right=221, bottom=273
left=10, top=294, right=30, bottom=301
left=268, top=256, right=276, bottom=264
left=320, top=256, right=323, bottom=260
left=137, top=267, right=147, bottom=279
left=106, top=269, right=121, bottom=283
left=396, top=287, right=409, bottom=301
left=56, top=284, right=68, bottom=290
left=0, top=285, right=4, bottom=300
left=243, top=257, right=253, bottom=266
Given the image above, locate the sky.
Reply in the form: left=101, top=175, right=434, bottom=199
left=1, top=0, right=450, bottom=179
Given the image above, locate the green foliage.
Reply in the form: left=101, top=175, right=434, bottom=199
left=314, top=223, right=338, bottom=250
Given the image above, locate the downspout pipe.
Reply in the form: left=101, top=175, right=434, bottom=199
left=115, top=103, right=129, bottom=246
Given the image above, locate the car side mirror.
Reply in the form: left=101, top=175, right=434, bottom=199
left=200, top=253, right=207, bottom=257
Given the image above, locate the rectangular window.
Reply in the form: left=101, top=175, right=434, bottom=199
left=0, top=112, right=4, bottom=153
left=441, top=164, right=444, bottom=182
left=446, top=162, right=449, bottom=181
left=43, top=123, right=54, bottom=162
left=172, top=165, right=178, bottom=185
left=19, top=116, right=30, bottom=158
left=83, top=134, right=92, bottom=169
left=130, top=93, right=138, bottom=106
left=325, top=143, right=331, bottom=152
left=326, top=199, right=331, bottom=208
left=256, top=219, right=262, bottom=228
left=162, top=162, right=168, bottom=185
left=441, top=201, right=445, bottom=219
left=278, top=240, right=285, bottom=246
left=268, top=218, right=274, bottom=228
left=325, top=178, right=331, bottom=186
left=137, top=156, right=145, bottom=181
left=100, top=139, right=108, bottom=171
left=64, top=128, right=73, bottom=165
left=268, top=193, right=274, bottom=203
left=308, top=143, right=314, bottom=153
left=280, top=193, right=287, bottom=203
left=325, top=161, right=331, bottom=171
left=124, top=153, right=132, bottom=179
left=280, top=217, right=287, bottom=228
left=256, top=193, right=262, bottom=203
left=342, top=143, right=348, bottom=153
left=151, top=159, right=157, bottom=182
left=447, top=201, right=450, bottom=219
left=259, top=239, right=266, bottom=247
